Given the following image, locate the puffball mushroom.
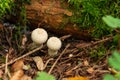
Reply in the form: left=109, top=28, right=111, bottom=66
left=47, top=37, right=62, bottom=56
left=31, top=28, right=48, bottom=48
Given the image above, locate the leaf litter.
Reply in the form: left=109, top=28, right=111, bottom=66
left=0, top=23, right=114, bottom=80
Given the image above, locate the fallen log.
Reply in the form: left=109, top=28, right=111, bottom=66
left=12, top=0, right=93, bottom=40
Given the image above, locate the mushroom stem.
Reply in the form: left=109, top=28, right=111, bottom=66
left=48, top=49, right=58, bottom=56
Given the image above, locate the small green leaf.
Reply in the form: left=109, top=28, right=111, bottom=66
left=103, top=74, right=115, bottom=80
left=102, top=15, right=120, bottom=28
left=108, top=51, right=120, bottom=70
left=115, top=73, right=120, bottom=80
left=34, top=71, right=55, bottom=80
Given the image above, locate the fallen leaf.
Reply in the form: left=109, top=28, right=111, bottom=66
left=33, top=56, right=44, bottom=70
left=62, top=76, right=89, bottom=80
left=83, top=60, right=89, bottom=66
left=22, top=65, right=31, bottom=70
left=21, top=75, right=32, bottom=80
left=86, top=67, right=94, bottom=74
left=10, top=70, right=24, bottom=80
left=11, top=59, right=24, bottom=72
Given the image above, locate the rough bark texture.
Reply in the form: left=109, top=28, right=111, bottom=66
left=25, top=0, right=92, bottom=40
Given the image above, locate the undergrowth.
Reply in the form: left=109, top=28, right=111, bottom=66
left=1, top=0, right=120, bottom=38
left=0, top=0, right=30, bottom=26
left=102, top=15, right=120, bottom=80
left=67, top=0, right=120, bottom=38
left=0, top=0, right=13, bottom=20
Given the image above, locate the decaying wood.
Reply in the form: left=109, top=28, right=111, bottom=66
left=26, top=0, right=92, bottom=40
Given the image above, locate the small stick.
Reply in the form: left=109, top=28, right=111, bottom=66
left=0, top=46, right=43, bottom=69
left=48, top=44, right=70, bottom=74
left=76, top=36, right=113, bottom=48
left=43, top=58, right=53, bottom=70
left=4, top=54, right=9, bottom=80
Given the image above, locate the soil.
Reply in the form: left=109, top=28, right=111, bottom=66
left=0, top=23, right=114, bottom=80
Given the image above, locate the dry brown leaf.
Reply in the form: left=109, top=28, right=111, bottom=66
left=62, top=76, right=89, bottom=80
left=10, top=70, right=24, bottom=80
left=86, top=67, right=94, bottom=74
left=21, top=75, right=32, bottom=80
left=33, top=56, right=44, bottom=70
left=11, top=59, right=24, bottom=72
left=83, top=60, right=89, bottom=66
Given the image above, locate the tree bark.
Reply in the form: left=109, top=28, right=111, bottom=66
left=25, top=0, right=92, bottom=40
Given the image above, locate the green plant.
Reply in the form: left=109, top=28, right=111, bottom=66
left=104, top=51, right=120, bottom=80
left=34, top=71, right=55, bottom=80
left=0, top=0, right=13, bottom=19
left=11, top=0, right=30, bottom=26
left=102, top=15, right=120, bottom=80
left=68, top=0, right=82, bottom=10
left=67, top=0, right=120, bottom=38
left=102, top=15, right=120, bottom=28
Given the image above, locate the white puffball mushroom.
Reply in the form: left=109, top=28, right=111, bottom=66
left=31, top=28, right=48, bottom=48
left=47, top=37, right=62, bottom=56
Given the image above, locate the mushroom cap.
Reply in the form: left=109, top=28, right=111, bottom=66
left=31, top=28, right=48, bottom=44
left=47, top=37, right=62, bottom=50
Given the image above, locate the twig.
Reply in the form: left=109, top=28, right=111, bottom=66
left=4, top=54, right=9, bottom=80
left=43, top=58, right=53, bottom=70
left=5, top=54, right=8, bottom=75
left=48, top=44, right=70, bottom=74
left=76, top=36, right=113, bottom=48
left=0, top=46, right=43, bottom=69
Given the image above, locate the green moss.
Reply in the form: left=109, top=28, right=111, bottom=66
left=89, top=44, right=106, bottom=59
left=0, top=0, right=30, bottom=25
left=0, top=0, right=13, bottom=20
left=67, top=0, right=120, bottom=38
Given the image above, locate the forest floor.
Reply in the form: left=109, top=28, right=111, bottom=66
left=0, top=23, right=114, bottom=80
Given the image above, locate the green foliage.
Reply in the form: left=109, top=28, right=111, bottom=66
left=102, top=15, right=120, bottom=46
left=0, top=0, right=13, bottom=19
left=102, top=15, right=120, bottom=28
left=103, top=51, right=120, bottom=80
left=102, top=16, right=120, bottom=80
left=108, top=51, right=120, bottom=71
left=0, top=0, right=30, bottom=25
left=34, top=71, right=55, bottom=80
left=10, top=0, right=30, bottom=26
left=67, top=0, right=120, bottom=38
left=103, top=74, right=115, bottom=80
left=20, top=6, right=28, bottom=26
left=68, top=0, right=82, bottom=10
